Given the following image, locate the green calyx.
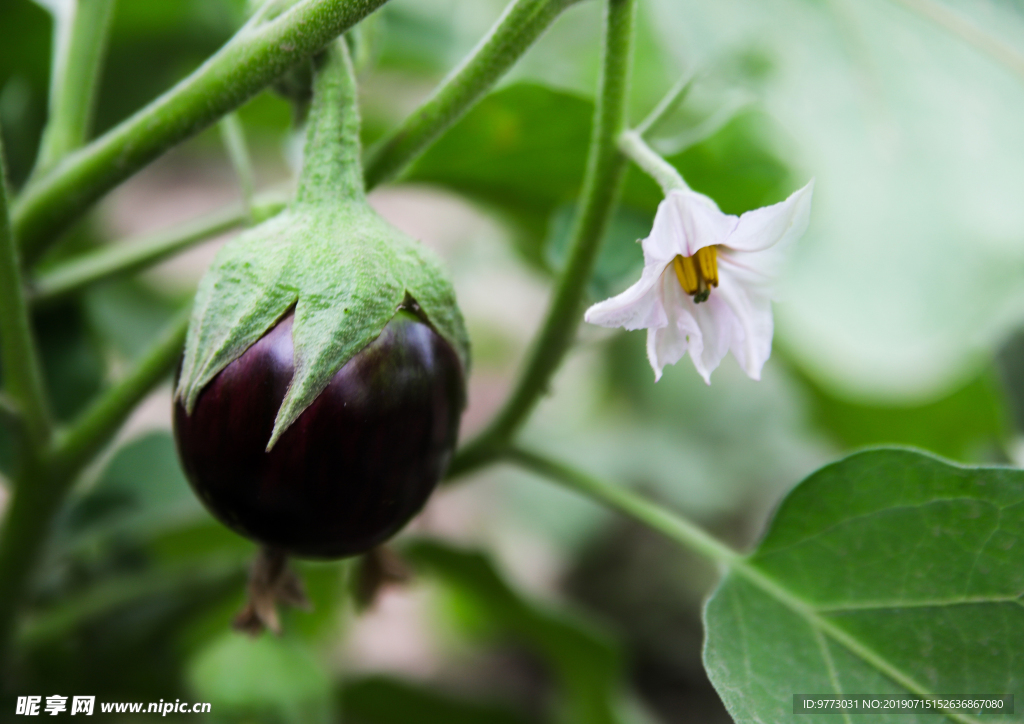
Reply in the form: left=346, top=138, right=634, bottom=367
left=175, top=39, right=469, bottom=449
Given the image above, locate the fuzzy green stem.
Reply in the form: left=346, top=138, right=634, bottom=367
left=33, top=0, right=117, bottom=174
left=218, top=113, right=258, bottom=220
left=13, top=0, right=388, bottom=264
left=30, top=192, right=287, bottom=306
left=295, top=40, right=365, bottom=206
left=618, top=129, right=687, bottom=193
left=52, top=309, right=189, bottom=477
left=0, top=141, right=51, bottom=450
left=448, top=0, right=636, bottom=478
left=29, top=192, right=288, bottom=307
left=507, top=446, right=740, bottom=567
left=364, top=0, right=578, bottom=189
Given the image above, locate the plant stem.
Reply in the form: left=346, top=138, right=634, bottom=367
left=618, top=129, right=688, bottom=193
left=364, top=0, right=579, bottom=189
left=506, top=446, right=741, bottom=569
left=295, top=40, right=365, bottom=206
left=0, top=309, right=188, bottom=670
left=33, top=0, right=117, bottom=175
left=51, top=309, right=189, bottom=478
left=13, top=0, right=388, bottom=263
left=448, top=0, right=636, bottom=478
left=0, top=140, right=50, bottom=450
left=32, top=0, right=116, bottom=174
left=218, top=113, right=257, bottom=220
left=30, top=191, right=288, bottom=306
left=0, top=457, right=61, bottom=674
left=506, top=448, right=985, bottom=724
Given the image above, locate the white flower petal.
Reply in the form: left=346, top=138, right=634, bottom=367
left=714, top=265, right=775, bottom=380
left=724, top=180, right=814, bottom=253
left=584, top=260, right=666, bottom=330
left=643, top=188, right=737, bottom=261
left=646, top=271, right=700, bottom=381
left=688, top=293, right=739, bottom=383
left=716, top=246, right=781, bottom=298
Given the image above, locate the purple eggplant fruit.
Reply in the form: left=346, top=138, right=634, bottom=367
left=174, top=309, right=464, bottom=559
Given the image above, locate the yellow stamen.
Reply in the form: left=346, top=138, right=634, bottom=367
left=696, top=246, right=718, bottom=287
left=673, top=255, right=699, bottom=295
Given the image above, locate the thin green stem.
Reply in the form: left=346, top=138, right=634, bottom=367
left=30, top=191, right=288, bottom=306
left=506, top=446, right=740, bottom=568
left=51, top=309, right=189, bottom=477
left=218, top=113, right=258, bottom=220
left=13, top=0, right=388, bottom=263
left=364, top=0, right=578, bottom=189
left=618, top=129, right=687, bottom=193
left=33, top=0, right=117, bottom=174
left=448, top=0, right=636, bottom=479
left=295, top=40, right=365, bottom=206
left=633, top=72, right=693, bottom=138
left=0, top=139, right=51, bottom=449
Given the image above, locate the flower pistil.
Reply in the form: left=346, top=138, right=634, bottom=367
left=672, top=246, right=718, bottom=303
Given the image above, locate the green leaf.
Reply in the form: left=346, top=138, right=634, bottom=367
left=187, top=632, right=334, bottom=724
left=703, top=448, right=1024, bottom=723
left=340, top=674, right=534, bottom=724
left=404, top=539, right=629, bottom=724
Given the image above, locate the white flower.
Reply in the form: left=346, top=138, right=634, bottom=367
left=584, top=181, right=813, bottom=383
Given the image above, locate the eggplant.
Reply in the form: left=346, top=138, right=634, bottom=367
left=174, top=310, right=464, bottom=559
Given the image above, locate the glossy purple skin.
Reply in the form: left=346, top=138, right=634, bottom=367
left=173, top=311, right=464, bottom=559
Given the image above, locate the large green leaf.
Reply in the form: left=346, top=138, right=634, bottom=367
left=704, top=448, right=1024, bottom=723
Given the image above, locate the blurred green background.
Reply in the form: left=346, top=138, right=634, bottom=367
left=2, top=0, right=1024, bottom=721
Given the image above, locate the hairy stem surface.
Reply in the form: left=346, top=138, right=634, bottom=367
left=30, top=192, right=288, bottom=306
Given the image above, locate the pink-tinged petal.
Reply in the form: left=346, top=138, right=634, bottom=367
left=646, top=271, right=701, bottom=381
left=724, top=180, right=814, bottom=253
left=643, top=188, right=737, bottom=261
left=687, top=293, right=740, bottom=383
left=716, top=246, right=781, bottom=298
left=584, top=260, right=667, bottom=330
left=715, top=265, right=774, bottom=380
